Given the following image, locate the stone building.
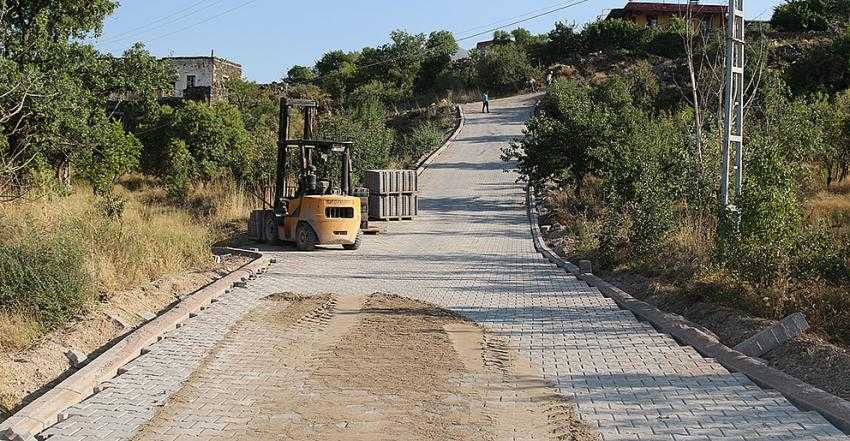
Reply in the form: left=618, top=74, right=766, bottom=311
left=163, top=54, right=242, bottom=102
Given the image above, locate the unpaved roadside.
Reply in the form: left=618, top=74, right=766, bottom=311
left=134, top=293, right=598, bottom=441
left=0, top=255, right=249, bottom=419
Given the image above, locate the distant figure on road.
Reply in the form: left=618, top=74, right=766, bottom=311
left=482, top=92, right=490, bottom=113
left=528, top=77, right=537, bottom=92
left=546, top=71, right=553, bottom=87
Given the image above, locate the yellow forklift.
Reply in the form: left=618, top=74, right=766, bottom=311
left=250, top=98, right=362, bottom=251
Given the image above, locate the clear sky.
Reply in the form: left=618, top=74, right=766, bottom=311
left=92, top=0, right=786, bottom=83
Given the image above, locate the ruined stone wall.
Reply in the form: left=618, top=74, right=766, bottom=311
left=165, top=57, right=242, bottom=101
left=211, top=59, right=242, bottom=102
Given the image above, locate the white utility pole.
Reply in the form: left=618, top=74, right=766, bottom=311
left=721, top=0, right=745, bottom=208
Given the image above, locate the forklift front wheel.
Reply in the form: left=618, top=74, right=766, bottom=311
left=295, top=223, right=318, bottom=251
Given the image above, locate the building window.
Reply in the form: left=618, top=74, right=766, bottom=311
left=647, top=15, right=658, bottom=28
left=186, top=75, right=196, bottom=88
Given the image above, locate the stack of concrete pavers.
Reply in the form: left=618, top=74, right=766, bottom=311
left=365, top=170, right=418, bottom=221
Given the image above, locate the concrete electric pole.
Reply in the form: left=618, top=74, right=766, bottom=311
left=721, top=0, right=745, bottom=209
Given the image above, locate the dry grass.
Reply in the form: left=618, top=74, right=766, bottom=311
left=807, top=191, right=850, bottom=218
left=0, top=312, right=43, bottom=352
left=651, top=211, right=716, bottom=275
left=0, top=177, right=254, bottom=350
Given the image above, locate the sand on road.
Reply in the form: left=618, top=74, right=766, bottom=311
left=134, top=293, right=599, bottom=441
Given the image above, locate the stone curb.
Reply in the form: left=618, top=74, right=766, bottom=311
left=416, top=104, right=464, bottom=176
left=0, top=250, right=272, bottom=441
left=525, top=185, right=850, bottom=435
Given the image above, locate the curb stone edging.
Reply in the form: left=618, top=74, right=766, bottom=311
left=526, top=185, right=850, bottom=435
left=0, top=249, right=271, bottom=441
left=416, top=104, right=464, bottom=176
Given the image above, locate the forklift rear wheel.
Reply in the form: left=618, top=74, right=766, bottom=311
left=295, top=223, right=318, bottom=251
left=343, top=232, right=362, bottom=250
left=262, top=214, right=278, bottom=243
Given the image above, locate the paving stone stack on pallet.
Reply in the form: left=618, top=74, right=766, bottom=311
left=365, top=170, right=419, bottom=221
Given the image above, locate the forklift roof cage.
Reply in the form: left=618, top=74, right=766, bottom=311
left=272, top=98, right=354, bottom=215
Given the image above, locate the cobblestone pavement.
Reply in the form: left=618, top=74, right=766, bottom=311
left=41, top=94, right=848, bottom=440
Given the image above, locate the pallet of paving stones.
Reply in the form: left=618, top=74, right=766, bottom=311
left=368, top=193, right=418, bottom=221
left=365, top=170, right=418, bottom=195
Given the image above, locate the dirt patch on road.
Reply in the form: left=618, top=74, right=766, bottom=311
left=135, top=293, right=598, bottom=441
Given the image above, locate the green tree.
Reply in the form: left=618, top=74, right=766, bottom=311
left=139, top=101, right=250, bottom=181
left=356, top=30, right=427, bottom=103
left=1, top=1, right=172, bottom=193
left=224, top=78, right=280, bottom=198
left=474, top=43, right=534, bottom=93
left=771, top=0, right=850, bottom=31
left=542, top=22, right=584, bottom=64
left=493, top=30, right=513, bottom=45
left=317, top=96, right=396, bottom=183
left=415, top=30, right=460, bottom=94
left=502, top=79, right=601, bottom=194
left=315, top=50, right=359, bottom=100
left=285, top=65, right=317, bottom=84
left=582, top=19, right=650, bottom=54
left=76, top=118, right=143, bottom=194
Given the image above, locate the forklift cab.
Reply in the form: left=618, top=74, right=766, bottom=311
left=279, top=140, right=354, bottom=212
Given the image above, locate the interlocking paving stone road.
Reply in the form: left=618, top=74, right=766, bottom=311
left=41, top=94, right=848, bottom=440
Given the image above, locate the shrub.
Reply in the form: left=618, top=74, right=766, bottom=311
left=163, top=139, right=193, bottom=202
left=400, top=122, right=444, bottom=160
left=786, top=29, right=850, bottom=95
left=77, top=118, right=143, bottom=194
left=0, top=239, right=91, bottom=330
left=582, top=19, right=651, bottom=54
left=98, top=192, right=127, bottom=219
left=647, top=26, right=686, bottom=59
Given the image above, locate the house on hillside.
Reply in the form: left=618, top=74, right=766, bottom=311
left=606, top=1, right=728, bottom=32
left=162, top=53, right=242, bottom=103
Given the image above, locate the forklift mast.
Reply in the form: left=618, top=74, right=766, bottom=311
left=272, top=98, right=354, bottom=215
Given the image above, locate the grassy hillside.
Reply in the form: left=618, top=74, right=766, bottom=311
left=0, top=178, right=253, bottom=350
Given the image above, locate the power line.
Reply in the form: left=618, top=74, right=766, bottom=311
left=98, top=0, right=223, bottom=44
left=329, top=0, right=591, bottom=78
left=451, top=0, right=585, bottom=37
left=752, top=6, right=772, bottom=20
left=456, top=0, right=591, bottom=42
left=131, top=0, right=263, bottom=46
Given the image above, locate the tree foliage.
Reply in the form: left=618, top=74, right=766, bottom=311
left=138, top=101, right=249, bottom=182
left=771, top=0, right=850, bottom=31
left=0, top=1, right=172, bottom=194
left=474, top=43, right=535, bottom=93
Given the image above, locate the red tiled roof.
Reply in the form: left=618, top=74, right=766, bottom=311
left=614, top=2, right=727, bottom=15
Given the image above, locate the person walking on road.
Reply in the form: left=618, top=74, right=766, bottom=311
left=546, top=71, right=553, bottom=87
left=482, top=92, right=490, bottom=113
left=528, top=77, right=537, bottom=92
